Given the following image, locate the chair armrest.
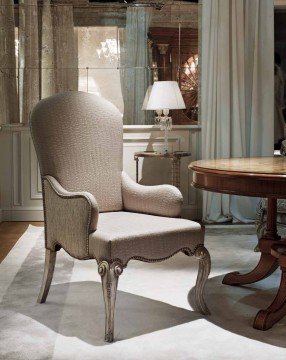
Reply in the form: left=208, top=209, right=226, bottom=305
left=121, top=171, right=183, bottom=218
left=43, top=175, right=99, bottom=259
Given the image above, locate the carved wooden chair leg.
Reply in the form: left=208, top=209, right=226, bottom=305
left=37, top=248, right=57, bottom=304
left=193, top=246, right=211, bottom=315
left=98, top=260, right=123, bottom=342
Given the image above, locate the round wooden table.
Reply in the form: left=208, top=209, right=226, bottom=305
left=189, top=157, right=286, bottom=331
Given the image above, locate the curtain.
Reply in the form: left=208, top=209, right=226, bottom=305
left=121, top=7, right=152, bottom=125
left=53, top=5, right=78, bottom=93
left=201, top=0, right=274, bottom=223
left=41, top=0, right=55, bottom=98
left=1, top=1, right=77, bottom=123
left=0, top=0, right=19, bottom=124
left=41, top=2, right=78, bottom=98
left=19, top=0, right=39, bottom=125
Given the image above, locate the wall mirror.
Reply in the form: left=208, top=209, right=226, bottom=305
left=1, top=0, right=199, bottom=126
left=76, top=1, right=199, bottom=125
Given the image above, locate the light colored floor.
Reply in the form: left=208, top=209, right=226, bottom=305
left=1, top=224, right=286, bottom=359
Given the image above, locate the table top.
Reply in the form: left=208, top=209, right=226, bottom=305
left=189, top=157, right=286, bottom=198
left=134, top=151, right=191, bottom=159
left=190, top=157, right=286, bottom=177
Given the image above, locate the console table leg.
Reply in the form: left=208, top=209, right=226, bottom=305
left=135, top=157, right=139, bottom=183
left=171, top=158, right=180, bottom=188
left=223, top=197, right=279, bottom=286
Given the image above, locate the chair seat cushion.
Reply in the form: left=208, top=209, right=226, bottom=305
left=89, top=212, right=204, bottom=266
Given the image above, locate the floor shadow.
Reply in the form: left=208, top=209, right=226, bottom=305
left=3, top=281, right=201, bottom=346
left=199, top=274, right=286, bottom=348
left=1, top=229, right=286, bottom=352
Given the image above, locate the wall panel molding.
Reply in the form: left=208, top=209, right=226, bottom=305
left=30, top=138, right=42, bottom=200
left=0, top=127, right=202, bottom=221
left=12, top=132, right=22, bottom=206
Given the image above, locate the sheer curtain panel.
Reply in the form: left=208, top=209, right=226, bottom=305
left=19, top=0, right=39, bottom=125
left=0, top=0, right=19, bottom=124
left=121, top=7, right=152, bottom=125
left=201, top=0, right=274, bottom=223
left=41, top=3, right=78, bottom=98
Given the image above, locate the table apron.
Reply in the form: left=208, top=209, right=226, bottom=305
left=192, top=171, right=286, bottom=198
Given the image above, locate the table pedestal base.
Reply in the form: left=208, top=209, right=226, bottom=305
left=222, top=252, right=278, bottom=286
left=222, top=198, right=286, bottom=330
left=253, top=242, right=286, bottom=330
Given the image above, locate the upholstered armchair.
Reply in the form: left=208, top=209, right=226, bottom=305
left=30, top=91, right=210, bottom=342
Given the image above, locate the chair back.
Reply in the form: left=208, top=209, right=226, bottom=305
left=30, top=91, right=123, bottom=212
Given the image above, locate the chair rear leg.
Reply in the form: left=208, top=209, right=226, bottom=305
left=193, top=245, right=211, bottom=315
left=98, top=260, right=123, bottom=342
left=37, top=249, right=57, bottom=303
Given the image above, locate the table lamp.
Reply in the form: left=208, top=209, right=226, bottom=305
left=145, top=81, right=186, bottom=153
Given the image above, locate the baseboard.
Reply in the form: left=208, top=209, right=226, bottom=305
left=205, top=224, right=255, bottom=228
left=2, top=209, right=44, bottom=222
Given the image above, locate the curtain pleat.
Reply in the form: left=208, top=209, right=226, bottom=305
left=18, top=0, right=39, bottom=124
left=41, top=3, right=78, bottom=98
left=121, top=7, right=152, bottom=125
left=201, top=0, right=274, bottom=223
left=0, top=0, right=19, bottom=124
left=41, top=0, right=55, bottom=98
left=53, top=5, right=78, bottom=94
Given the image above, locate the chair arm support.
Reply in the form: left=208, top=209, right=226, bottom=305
left=43, top=176, right=99, bottom=259
left=121, top=171, right=183, bottom=218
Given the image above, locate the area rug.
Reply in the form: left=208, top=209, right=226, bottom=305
left=0, top=225, right=286, bottom=360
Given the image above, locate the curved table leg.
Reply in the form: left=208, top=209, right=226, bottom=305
left=223, top=197, right=280, bottom=286
left=253, top=257, right=286, bottom=330
left=222, top=253, right=278, bottom=285
left=253, top=241, right=286, bottom=330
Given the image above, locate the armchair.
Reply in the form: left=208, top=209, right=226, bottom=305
left=30, top=91, right=210, bottom=342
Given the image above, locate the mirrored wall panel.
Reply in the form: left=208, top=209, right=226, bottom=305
left=0, top=1, right=199, bottom=126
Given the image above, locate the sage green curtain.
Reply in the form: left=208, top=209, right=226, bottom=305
left=18, top=0, right=39, bottom=124
left=0, top=0, right=19, bottom=124
left=121, top=7, right=153, bottom=125
left=41, top=2, right=78, bottom=98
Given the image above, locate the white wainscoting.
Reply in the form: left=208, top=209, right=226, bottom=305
left=0, top=124, right=202, bottom=222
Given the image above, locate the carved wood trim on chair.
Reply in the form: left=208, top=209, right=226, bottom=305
left=98, top=260, right=124, bottom=342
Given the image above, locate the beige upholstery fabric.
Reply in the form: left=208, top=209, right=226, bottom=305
left=30, top=91, right=205, bottom=265
left=89, top=212, right=204, bottom=265
left=43, top=176, right=99, bottom=259
left=122, top=171, right=183, bottom=218
left=30, top=91, right=123, bottom=212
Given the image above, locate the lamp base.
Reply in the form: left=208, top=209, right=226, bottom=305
left=154, top=113, right=172, bottom=154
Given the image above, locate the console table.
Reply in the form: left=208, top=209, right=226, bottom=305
left=134, top=151, right=191, bottom=189
left=189, top=157, right=286, bottom=331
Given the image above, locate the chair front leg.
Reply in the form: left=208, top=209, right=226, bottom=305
left=194, top=245, right=211, bottom=315
left=98, top=260, right=124, bottom=342
left=37, top=249, right=57, bottom=303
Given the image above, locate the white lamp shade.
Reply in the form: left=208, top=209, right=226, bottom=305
left=141, top=85, right=153, bottom=110
left=146, top=81, right=186, bottom=110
